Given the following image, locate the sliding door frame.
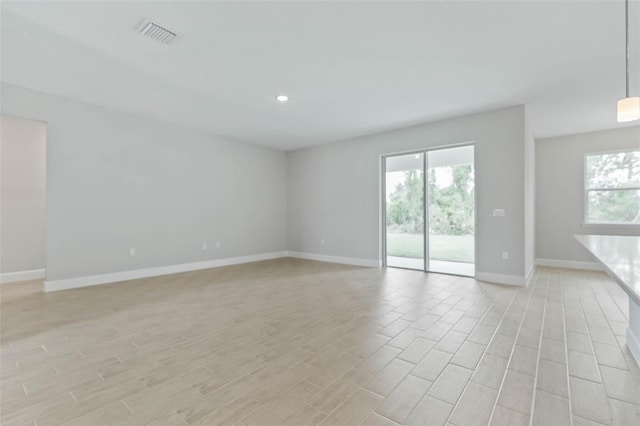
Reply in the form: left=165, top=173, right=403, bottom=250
left=381, top=142, right=476, bottom=277
left=381, top=156, right=387, bottom=267
left=423, top=152, right=429, bottom=272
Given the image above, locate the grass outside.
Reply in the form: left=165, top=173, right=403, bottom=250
left=387, top=232, right=474, bottom=263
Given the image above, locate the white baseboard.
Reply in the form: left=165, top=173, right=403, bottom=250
left=44, top=252, right=288, bottom=292
left=535, top=258, right=604, bottom=271
left=475, top=271, right=527, bottom=286
left=525, top=264, right=537, bottom=287
left=42, top=254, right=598, bottom=293
left=286, top=251, right=381, bottom=268
left=0, top=269, right=46, bottom=284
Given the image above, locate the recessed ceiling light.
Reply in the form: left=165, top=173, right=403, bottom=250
left=276, top=95, right=289, bottom=102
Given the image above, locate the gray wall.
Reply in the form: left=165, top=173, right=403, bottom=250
left=536, top=126, right=640, bottom=263
left=288, top=106, right=530, bottom=279
left=1, top=114, right=47, bottom=273
left=14, top=79, right=616, bottom=283
left=524, top=114, right=536, bottom=276
left=1, top=84, right=287, bottom=281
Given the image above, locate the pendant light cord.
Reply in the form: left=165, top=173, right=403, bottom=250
left=626, top=0, right=630, bottom=98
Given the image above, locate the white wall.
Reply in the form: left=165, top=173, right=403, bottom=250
left=1, top=115, right=46, bottom=275
left=1, top=84, right=287, bottom=282
left=536, top=126, right=640, bottom=265
left=288, top=106, right=531, bottom=283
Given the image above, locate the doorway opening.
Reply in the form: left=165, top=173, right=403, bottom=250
left=383, top=145, right=475, bottom=277
left=0, top=115, right=47, bottom=285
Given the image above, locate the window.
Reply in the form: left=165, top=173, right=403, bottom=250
left=585, top=149, right=640, bottom=225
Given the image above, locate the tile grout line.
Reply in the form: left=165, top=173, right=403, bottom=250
left=486, top=272, right=538, bottom=424
left=356, top=286, right=486, bottom=422
left=357, top=411, right=401, bottom=426
left=528, top=271, right=550, bottom=426
left=590, top=273, right=632, bottom=358
left=598, top=276, right=629, bottom=326
left=580, top=272, right=623, bottom=426
left=560, top=272, right=575, bottom=426
left=443, top=289, right=520, bottom=424
left=120, top=399, right=134, bottom=414
left=5, top=264, right=635, bottom=426
left=386, top=283, right=503, bottom=424
left=577, top=276, right=607, bottom=377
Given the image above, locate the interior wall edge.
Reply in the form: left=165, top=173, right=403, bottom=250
left=535, top=126, right=640, bottom=263
left=475, top=271, right=528, bottom=287
left=287, top=105, right=527, bottom=278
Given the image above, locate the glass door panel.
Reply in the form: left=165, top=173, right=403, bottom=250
left=384, top=153, right=425, bottom=270
left=426, top=146, right=475, bottom=277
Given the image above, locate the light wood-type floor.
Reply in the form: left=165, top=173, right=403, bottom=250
left=1, top=258, right=640, bottom=426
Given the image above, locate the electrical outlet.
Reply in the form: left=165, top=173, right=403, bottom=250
left=493, top=209, right=506, bottom=217
left=502, top=251, right=509, bottom=260
left=129, top=248, right=136, bottom=257
left=202, top=242, right=208, bottom=250
left=216, top=241, right=221, bottom=248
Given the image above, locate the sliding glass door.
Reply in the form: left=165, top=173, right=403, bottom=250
left=384, top=145, right=475, bottom=277
left=426, top=146, right=475, bottom=276
left=384, top=153, right=425, bottom=269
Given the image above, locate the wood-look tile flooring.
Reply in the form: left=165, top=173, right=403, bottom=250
left=1, top=258, right=640, bottom=425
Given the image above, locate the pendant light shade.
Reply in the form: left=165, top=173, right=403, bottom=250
left=617, top=97, right=640, bottom=122
left=617, top=0, right=639, bottom=122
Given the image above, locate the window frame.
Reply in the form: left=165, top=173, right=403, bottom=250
left=583, top=148, right=640, bottom=227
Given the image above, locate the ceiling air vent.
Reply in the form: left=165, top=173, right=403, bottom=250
left=136, top=19, right=179, bottom=44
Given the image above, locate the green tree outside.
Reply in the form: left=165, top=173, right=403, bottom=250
left=387, top=165, right=474, bottom=235
left=386, top=164, right=475, bottom=263
left=586, top=151, right=640, bottom=224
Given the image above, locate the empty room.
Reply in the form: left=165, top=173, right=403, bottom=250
left=1, top=1, right=640, bottom=425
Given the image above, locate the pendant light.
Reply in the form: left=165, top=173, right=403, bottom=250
left=617, top=0, right=640, bottom=122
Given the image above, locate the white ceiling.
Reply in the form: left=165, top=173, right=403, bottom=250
left=2, top=1, right=639, bottom=150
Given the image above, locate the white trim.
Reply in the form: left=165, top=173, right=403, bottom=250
left=286, top=251, right=381, bottom=268
left=535, top=258, right=604, bottom=271
left=525, top=264, right=537, bottom=287
left=475, top=271, right=527, bottom=286
left=0, top=269, right=46, bottom=284
left=43, top=252, right=288, bottom=292
left=583, top=148, right=640, bottom=225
